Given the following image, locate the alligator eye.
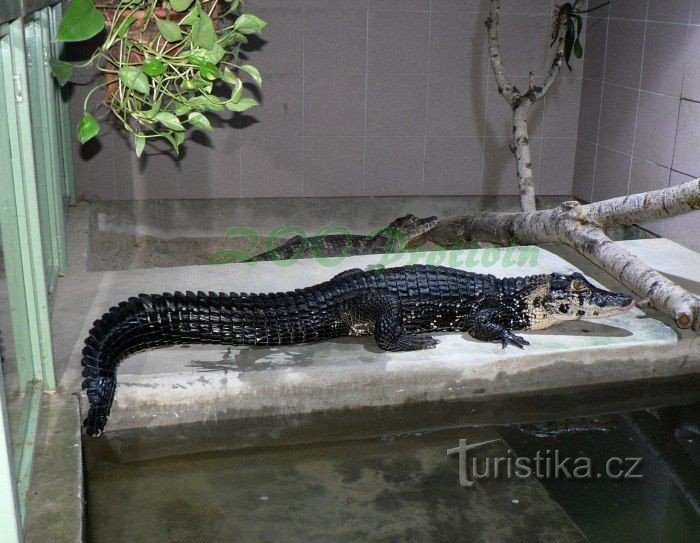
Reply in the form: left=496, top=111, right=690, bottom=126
left=571, top=279, right=588, bottom=291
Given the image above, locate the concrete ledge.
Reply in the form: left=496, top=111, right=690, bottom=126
left=24, top=394, right=83, bottom=543
left=68, top=245, right=698, bottom=432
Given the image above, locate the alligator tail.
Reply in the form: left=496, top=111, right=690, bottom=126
left=81, top=291, right=243, bottom=436
left=81, top=288, right=328, bottom=436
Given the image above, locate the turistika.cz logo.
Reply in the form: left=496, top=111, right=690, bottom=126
left=447, top=438, right=643, bottom=488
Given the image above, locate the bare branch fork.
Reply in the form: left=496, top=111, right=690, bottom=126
left=431, top=179, right=700, bottom=330
left=473, top=0, right=700, bottom=329
left=485, top=0, right=581, bottom=212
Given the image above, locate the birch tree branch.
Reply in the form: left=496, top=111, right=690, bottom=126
left=485, top=0, right=582, bottom=213
left=532, top=0, right=583, bottom=101
left=430, top=179, right=700, bottom=330
left=485, top=0, right=518, bottom=107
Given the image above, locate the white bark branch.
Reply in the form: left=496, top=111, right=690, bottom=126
left=430, top=179, right=700, bottom=330
left=485, top=0, right=518, bottom=107
left=531, top=0, right=583, bottom=101
left=485, top=0, right=582, bottom=212
left=511, top=99, right=536, bottom=212
left=469, top=2, right=700, bottom=328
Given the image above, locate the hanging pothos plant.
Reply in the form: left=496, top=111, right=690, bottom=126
left=51, top=0, right=266, bottom=156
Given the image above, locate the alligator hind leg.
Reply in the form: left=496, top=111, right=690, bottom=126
left=341, top=292, right=439, bottom=352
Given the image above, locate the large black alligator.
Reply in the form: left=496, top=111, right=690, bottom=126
left=247, top=214, right=438, bottom=261
left=81, top=265, right=634, bottom=436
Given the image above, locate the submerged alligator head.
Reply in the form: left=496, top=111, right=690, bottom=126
left=527, top=272, right=635, bottom=330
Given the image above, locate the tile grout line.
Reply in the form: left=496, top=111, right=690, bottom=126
left=111, top=126, right=117, bottom=200
left=666, top=18, right=692, bottom=194
left=362, top=4, right=369, bottom=195
left=588, top=141, right=678, bottom=170
left=300, top=2, right=305, bottom=197
left=421, top=0, right=432, bottom=195
left=590, top=12, right=610, bottom=202
left=625, top=4, right=649, bottom=195
left=650, top=2, right=693, bottom=236
left=537, top=0, right=557, bottom=192
left=579, top=76, right=690, bottom=101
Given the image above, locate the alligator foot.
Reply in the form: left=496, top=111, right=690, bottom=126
left=500, top=331, right=530, bottom=350
left=465, top=305, right=530, bottom=349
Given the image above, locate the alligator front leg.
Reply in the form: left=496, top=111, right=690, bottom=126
left=465, top=307, right=530, bottom=349
left=342, top=292, right=439, bottom=352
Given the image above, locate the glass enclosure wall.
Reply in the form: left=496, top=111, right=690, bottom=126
left=0, top=1, right=74, bottom=540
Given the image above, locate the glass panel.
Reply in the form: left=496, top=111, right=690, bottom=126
left=49, top=3, right=76, bottom=207
left=24, top=18, right=58, bottom=292
left=24, top=21, right=54, bottom=288
left=0, top=24, right=27, bottom=542
left=0, top=17, right=56, bottom=527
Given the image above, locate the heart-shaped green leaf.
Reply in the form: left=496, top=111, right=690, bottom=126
left=222, top=67, right=238, bottom=85
left=170, top=0, right=194, bottom=12
left=230, top=79, right=243, bottom=103
left=233, top=13, right=267, bottom=35
left=119, top=66, right=150, bottom=93
left=190, top=45, right=226, bottom=65
left=174, top=131, right=187, bottom=146
left=134, top=132, right=146, bottom=157
left=142, top=98, right=162, bottom=119
left=180, top=10, right=199, bottom=26
left=174, top=102, right=192, bottom=116
left=55, top=0, right=105, bottom=42
left=161, top=131, right=182, bottom=153
left=155, top=18, right=183, bottom=42
left=154, top=111, right=185, bottom=131
left=189, top=58, right=221, bottom=80
left=49, top=58, right=73, bottom=86
left=192, top=5, right=216, bottom=49
left=77, top=112, right=100, bottom=143
left=563, top=20, right=575, bottom=70
left=180, top=78, right=212, bottom=91
left=573, top=38, right=583, bottom=59
left=187, top=95, right=226, bottom=112
left=143, top=59, right=166, bottom=77
left=115, top=14, right=136, bottom=38
left=187, top=112, right=213, bottom=131
left=225, top=97, right=258, bottom=112
left=238, top=64, right=262, bottom=86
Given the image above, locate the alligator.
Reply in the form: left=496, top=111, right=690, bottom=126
left=247, top=214, right=438, bottom=261
left=81, top=265, right=634, bottom=436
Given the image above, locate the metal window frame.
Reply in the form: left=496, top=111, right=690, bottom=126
left=0, top=0, right=74, bottom=535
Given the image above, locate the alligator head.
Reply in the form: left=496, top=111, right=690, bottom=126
left=527, top=272, right=635, bottom=330
left=388, top=214, right=438, bottom=236
left=374, top=214, right=439, bottom=252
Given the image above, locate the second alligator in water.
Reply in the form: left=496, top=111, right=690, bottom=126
left=81, top=265, right=634, bottom=436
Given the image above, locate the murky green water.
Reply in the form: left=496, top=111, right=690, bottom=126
left=84, top=376, right=700, bottom=543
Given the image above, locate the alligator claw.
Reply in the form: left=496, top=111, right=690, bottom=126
left=501, top=332, right=530, bottom=349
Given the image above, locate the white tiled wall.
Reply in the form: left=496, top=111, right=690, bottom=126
left=573, top=0, right=700, bottom=251
left=71, top=0, right=582, bottom=200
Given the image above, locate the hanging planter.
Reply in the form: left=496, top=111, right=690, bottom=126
left=51, top=0, right=266, bottom=156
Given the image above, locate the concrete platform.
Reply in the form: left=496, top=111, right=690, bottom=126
left=64, top=244, right=698, bottom=432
